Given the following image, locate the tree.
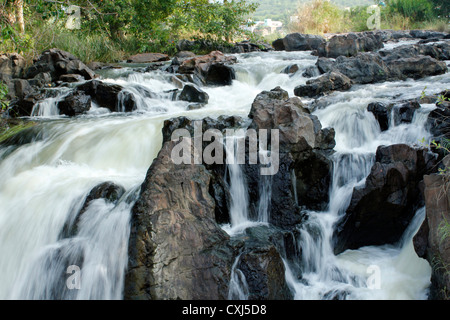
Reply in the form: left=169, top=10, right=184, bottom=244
left=1, top=0, right=25, bottom=33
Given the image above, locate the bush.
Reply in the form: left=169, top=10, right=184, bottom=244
left=386, top=0, right=435, bottom=22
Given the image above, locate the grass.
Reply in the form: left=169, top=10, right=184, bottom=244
left=0, top=119, right=36, bottom=144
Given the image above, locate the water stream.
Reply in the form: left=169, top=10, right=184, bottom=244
left=0, top=47, right=448, bottom=299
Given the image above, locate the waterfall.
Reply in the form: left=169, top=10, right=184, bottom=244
left=0, top=47, right=446, bottom=300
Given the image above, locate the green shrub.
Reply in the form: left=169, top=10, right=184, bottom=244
left=386, top=0, right=435, bottom=22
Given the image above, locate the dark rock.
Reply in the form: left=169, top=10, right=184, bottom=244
left=282, top=33, right=326, bottom=52
left=7, top=91, right=44, bottom=117
left=317, top=32, right=384, bottom=58
left=410, top=30, right=448, bottom=40
left=57, top=90, right=92, bottom=116
left=25, top=48, right=95, bottom=83
left=179, top=84, right=209, bottom=104
left=272, top=38, right=286, bottom=51
left=178, top=51, right=237, bottom=86
left=59, top=74, right=85, bottom=83
left=367, top=102, right=390, bottom=131
left=294, top=71, right=352, bottom=98
left=60, top=182, right=125, bottom=239
left=385, top=55, right=448, bottom=80
left=421, top=173, right=450, bottom=300
left=413, top=218, right=429, bottom=258
left=124, top=139, right=236, bottom=300
left=76, top=80, right=137, bottom=112
left=334, top=144, right=438, bottom=254
left=6, top=79, right=34, bottom=100
left=392, top=100, right=421, bottom=125
left=281, top=64, right=299, bottom=75
left=302, top=66, right=320, bottom=78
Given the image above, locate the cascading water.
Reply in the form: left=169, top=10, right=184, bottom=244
left=0, top=47, right=447, bottom=300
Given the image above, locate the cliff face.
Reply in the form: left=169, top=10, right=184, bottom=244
left=415, top=158, right=450, bottom=300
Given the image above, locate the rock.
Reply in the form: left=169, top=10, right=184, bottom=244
left=272, top=38, right=286, bottom=51
left=127, top=53, right=170, bottom=63
left=391, top=100, right=421, bottom=125
left=57, top=90, right=92, bottom=116
left=410, top=30, right=448, bottom=40
left=427, top=102, right=450, bottom=140
left=316, top=53, right=390, bottom=84
left=0, top=53, right=26, bottom=81
left=281, top=64, right=299, bottom=75
left=59, top=74, right=85, bottom=83
left=421, top=173, right=450, bottom=300
left=178, top=84, right=209, bottom=104
left=7, top=91, right=44, bottom=117
left=60, top=182, right=126, bottom=239
left=25, top=48, right=96, bottom=84
left=282, top=33, right=326, bottom=52
left=302, top=66, right=320, bottom=78
left=76, top=80, right=137, bottom=112
left=6, top=79, right=34, bottom=100
left=317, top=32, right=384, bottom=58
left=249, top=87, right=335, bottom=215
left=385, top=55, right=448, bottom=80
left=178, top=51, right=237, bottom=86
left=293, top=71, right=352, bottom=98
left=379, top=42, right=450, bottom=61
left=334, top=144, right=438, bottom=254
left=124, top=139, right=236, bottom=300
left=235, top=227, right=293, bottom=300
left=367, top=102, right=390, bottom=131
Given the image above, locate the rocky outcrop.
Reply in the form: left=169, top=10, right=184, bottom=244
left=25, top=48, right=95, bottom=84
left=126, top=53, right=170, bottom=63
left=316, top=52, right=447, bottom=84
left=0, top=53, right=26, bottom=82
left=76, top=80, right=137, bottom=113
left=125, top=139, right=237, bottom=300
left=57, top=91, right=92, bottom=116
left=414, top=168, right=450, bottom=300
left=178, top=51, right=237, bottom=86
left=427, top=93, right=450, bottom=140
left=317, top=32, right=384, bottom=58
left=294, top=71, right=352, bottom=98
left=334, top=144, right=438, bottom=254
left=280, top=33, right=326, bottom=52
left=368, top=102, right=390, bottom=132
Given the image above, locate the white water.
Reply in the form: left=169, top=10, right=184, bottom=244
left=0, top=47, right=447, bottom=299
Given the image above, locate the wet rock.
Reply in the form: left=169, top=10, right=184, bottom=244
left=236, top=227, right=293, bottom=300
left=272, top=38, right=286, bottom=51
left=125, top=140, right=236, bottom=300
left=126, top=53, right=170, bottom=63
left=179, top=83, right=209, bottom=104
left=410, top=30, right=448, bottom=40
left=367, top=102, right=390, bottom=131
left=281, top=64, right=299, bottom=75
left=334, top=144, right=438, bottom=254
left=59, top=74, right=85, bottom=83
left=302, top=66, right=320, bottom=78
left=282, top=33, right=326, bottom=52
left=25, top=48, right=95, bottom=83
left=7, top=91, right=44, bottom=117
left=178, top=51, right=236, bottom=86
left=421, top=171, right=450, bottom=300
left=57, top=90, right=92, bottom=116
left=379, top=42, right=450, bottom=61
left=392, top=100, right=421, bottom=125
left=76, top=80, right=137, bottom=112
left=386, top=55, right=448, bottom=80
left=293, top=71, right=352, bottom=98
left=427, top=99, right=450, bottom=141
left=317, top=32, right=384, bottom=58
left=61, top=182, right=125, bottom=239
left=6, top=79, right=34, bottom=100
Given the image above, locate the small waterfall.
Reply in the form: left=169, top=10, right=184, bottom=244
left=228, top=254, right=249, bottom=300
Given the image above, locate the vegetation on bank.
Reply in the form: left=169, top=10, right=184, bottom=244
left=288, top=0, right=449, bottom=35
left=0, top=0, right=258, bottom=64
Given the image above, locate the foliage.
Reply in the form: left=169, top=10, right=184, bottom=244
left=0, top=82, right=9, bottom=112
left=385, top=0, right=435, bottom=22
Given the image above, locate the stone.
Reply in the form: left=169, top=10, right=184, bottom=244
left=282, top=33, right=326, bottom=52
left=179, top=84, right=209, bottom=104
left=0, top=53, right=26, bottom=81
left=317, top=32, right=384, bottom=58
left=293, top=71, right=352, bottom=98
left=126, top=53, right=170, bottom=63
left=334, top=144, right=438, bottom=254
left=367, top=102, right=390, bottom=131
left=57, top=90, right=92, bottom=116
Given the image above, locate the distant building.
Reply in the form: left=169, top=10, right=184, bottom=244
left=245, top=18, right=283, bottom=36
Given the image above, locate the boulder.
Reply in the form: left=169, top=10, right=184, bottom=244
left=417, top=173, right=450, bottom=300
left=59, top=74, right=85, bottom=83
left=379, top=42, right=450, bottom=62
left=334, top=144, right=438, bottom=254
left=124, top=139, right=236, bottom=300
left=25, top=48, right=95, bottom=84
left=60, top=182, right=125, bottom=239
left=126, top=53, right=170, bottom=63
left=178, top=51, right=237, bottom=86
left=367, top=102, right=390, bottom=131
left=317, top=32, right=384, bottom=58
left=293, top=71, right=352, bottom=98
left=178, top=83, right=209, bottom=104
left=76, top=80, right=137, bottom=113
left=272, top=38, right=286, bottom=51
left=385, top=55, right=448, bottom=80
left=391, top=100, right=421, bottom=125
left=7, top=91, right=44, bottom=117
left=282, top=33, right=326, bottom=52
left=281, top=64, right=299, bottom=75
left=57, top=90, right=92, bottom=116
left=0, top=53, right=26, bottom=81
left=427, top=101, right=450, bottom=140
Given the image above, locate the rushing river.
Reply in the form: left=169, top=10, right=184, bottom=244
left=0, top=46, right=448, bottom=299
